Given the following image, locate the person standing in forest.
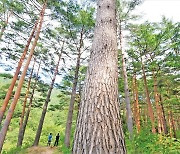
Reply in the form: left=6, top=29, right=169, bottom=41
left=54, top=133, right=60, bottom=146
left=47, top=133, right=52, bottom=146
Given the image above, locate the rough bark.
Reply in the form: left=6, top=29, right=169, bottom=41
left=65, top=28, right=83, bottom=147
left=0, top=3, right=46, bottom=152
left=119, top=21, right=133, bottom=138
left=17, top=60, right=41, bottom=147
left=33, top=43, right=64, bottom=146
left=73, top=0, right=126, bottom=153
left=141, top=58, right=156, bottom=133
left=0, top=11, right=12, bottom=39
left=132, top=73, right=141, bottom=133
left=0, top=18, right=39, bottom=124
left=17, top=59, right=36, bottom=147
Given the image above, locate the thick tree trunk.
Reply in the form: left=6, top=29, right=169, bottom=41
left=0, top=11, right=12, bottom=39
left=17, top=60, right=41, bottom=147
left=141, top=59, right=156, bottom=133
left=0, top=3, right=46, bottom=152
left=73, top=0, right=126, bottom=153
left=64, top=29, right=83, bottom=147
left=119, top=21, right=133, bottom=138
left=0, top=18, right=39, bottom=124
left=33, top=43, right=63, bottom=146
left=17, top=59, right=36, bottom=147
left=133, top=73, right=141, bottom=133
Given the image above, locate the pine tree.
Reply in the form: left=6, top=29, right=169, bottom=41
left=0, top=2, right=46, bottom=152
left=73, top=0, right=126, bottom=153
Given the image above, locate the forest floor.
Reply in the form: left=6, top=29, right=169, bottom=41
left=26, top=146, right=61, bottom=154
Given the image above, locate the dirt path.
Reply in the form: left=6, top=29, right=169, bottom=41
left=27, top=146, right=60, bottom=154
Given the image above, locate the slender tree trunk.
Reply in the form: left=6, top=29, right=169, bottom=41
left=73, top=0, right=126, bottom=153
left=0, top=11, right=12, bottom=39
left=119, top=21, right=133, bottom=138
left=33, top=43, right=64, bottom=146
left=159, top=100, right=168, bottom=134
left=133, top=72, right=140, bottom=133
left=168, top=111, right=176, bottom=138
left=78, top=82, right=82, bottom=110
left=141, top=58, right=156, bottom=133
left=0, top=18, right=39, bottom=124
left=65, top=29, right=83, bottom=147
left=132, top=77, right=136, bottom=119
left=0, top=3, right=46, bottom=152
left=17, top=60, right=41, bottom=147
left=152, top=71, right=163, bottom=134
left=17, top=59, right=36, bottom=147
left=143, top=103, right=148, bottom=124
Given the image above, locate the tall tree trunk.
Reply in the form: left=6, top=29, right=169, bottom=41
left=141, top=58, right=156, bottom=133
left=132, top=76, right=136, bottom=119
left=152, top=71, right=163, bottom=134
left=0, top=11, right=12, bottom=39
left=65, top=28, right=83, bottom=147
left=0, top=18, right=39, bottom=124
left=73, top=0, right=126, bottom=153
left=77, top=82, right=82, bottom=114
left=33, top=43, right=64, bottom=146
left=16, top=59, right=36, bottom=147
left=0, top=3, right=46, bottom=152
left=133, top=72, right=141, bottom=133
left=17, top=60, right=41, bottom=147
left=143, top=103, right=148, bottom=124
left=168, top=111, right=176, bottom=138
left=119, top=21, right=133, bottom=138
left=159, top=100, right=168, bottom=134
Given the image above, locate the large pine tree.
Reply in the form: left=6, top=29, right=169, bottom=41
left=73, top=0, right=126, bottom=153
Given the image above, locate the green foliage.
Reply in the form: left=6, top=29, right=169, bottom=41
left=2, top=146, right=27, bottom=154
left=0, top=0, right=179, bottom=153
left=126, top=129, right=180, bottom=154
left=0, top=73, right=13, bottom=79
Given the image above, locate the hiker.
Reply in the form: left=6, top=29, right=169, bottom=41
left=54, top=133, right=60, bottom=146
left=47, top=133, right=52, bottom=146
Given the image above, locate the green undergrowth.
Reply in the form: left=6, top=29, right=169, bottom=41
left=126, top=129, right=180, bottom=154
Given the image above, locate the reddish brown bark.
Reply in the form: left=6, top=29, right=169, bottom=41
left=0, top=3, right=46, bottom=152
left=0, top=18, right=39, bottom=124
left=17, top=58, right=36, bottom=147
left=17, top=60, right=41, bottom=147
left=133, top=73, right=141, bottom=133
left=152, top=71, right=163, bottom=134
left=152, top=71, right=168, bottom=135
left=168, top=111, right=176, bottom=138
left=159, top=101, right=168, bottom=134
left=141, top=59, right=156, bottom=133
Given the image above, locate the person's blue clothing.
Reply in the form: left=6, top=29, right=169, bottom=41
left=48, top=134, right=52, bottom=141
